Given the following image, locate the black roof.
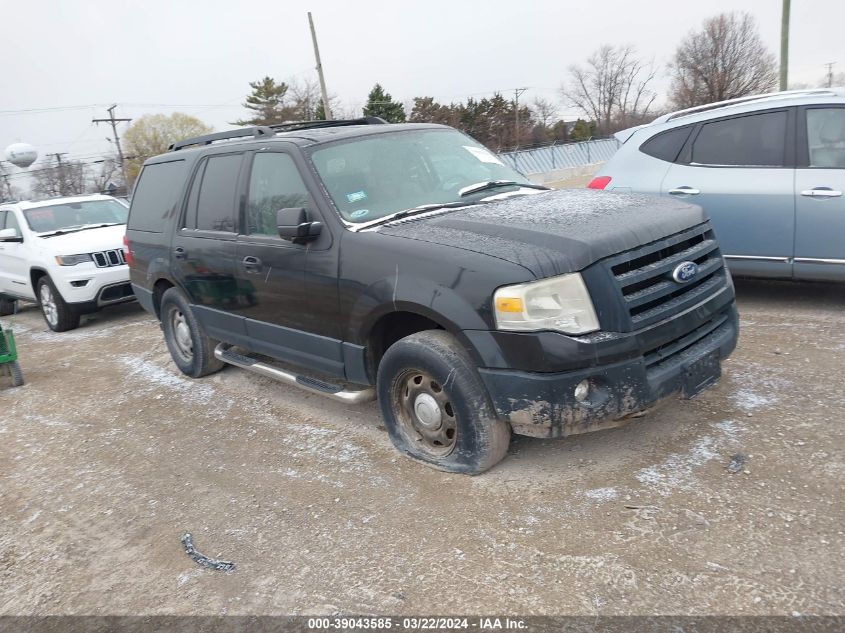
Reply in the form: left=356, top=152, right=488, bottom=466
left=147, top=121, right=447, bottom=165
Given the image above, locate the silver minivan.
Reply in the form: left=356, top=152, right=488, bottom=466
left=591, top=89, right=845, bottom=281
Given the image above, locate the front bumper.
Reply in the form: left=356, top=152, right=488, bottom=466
left=478, top=305, right=738, bottom=438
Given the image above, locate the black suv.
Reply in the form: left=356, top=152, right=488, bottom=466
left=126, top=118, right=739, bottom=474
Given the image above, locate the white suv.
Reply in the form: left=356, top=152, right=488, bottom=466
left=0, top=194, right=134, bottom=331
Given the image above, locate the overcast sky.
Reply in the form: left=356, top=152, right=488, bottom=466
left=2, top=0, right=843, bottom=188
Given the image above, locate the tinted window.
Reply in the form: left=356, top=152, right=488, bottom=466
left=183, top=161, right=207, bottom=230
left=806, top=108, right=845, bottom=168
left=129, top=160, right=187, bottom=232
left=640, top=126, right=692, bottom=162
left=691, top=111, right=787, bottom=167
left=195, top=154, right=241, bottom=232
left=246, top=153, right=311, bottom=236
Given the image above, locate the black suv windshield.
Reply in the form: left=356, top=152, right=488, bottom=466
left=24, top=199, right=128, bottom=234
left=310, top=129, right=533, bottom=223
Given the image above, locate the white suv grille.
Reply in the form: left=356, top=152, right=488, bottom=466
left=92, top=249, right=125, bottom=268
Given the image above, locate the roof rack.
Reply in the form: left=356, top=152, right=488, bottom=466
left=168, top=117, right=388, bottom=152
left=659, top=89, right=839, bottom=123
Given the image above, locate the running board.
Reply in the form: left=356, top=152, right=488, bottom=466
left=214, top=343, right=376, bottom=404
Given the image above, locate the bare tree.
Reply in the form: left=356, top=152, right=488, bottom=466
left=87, top=157, right=121, bottom=194
left=561, top=44, right=657, bottom=136
left=31, top=160, right=87, bottom=198
left=669, top=12, right=778, bottom=109
left=531, top=97, right=559, bottom=128
left=123, top=113, right=213, bottom=186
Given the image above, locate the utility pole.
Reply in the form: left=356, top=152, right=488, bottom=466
left=825, top=62, right=836, bottom=88
left=46, top=152, right=68, bottom=196
left=308, top=12, right=333, bottom=121
left=779, top=0, right=791, bottom=91
left=513, top=88, right=528, bottom=150
left=93, top=105, right=131, bottom=193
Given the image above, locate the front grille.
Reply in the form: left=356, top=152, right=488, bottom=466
left=92, top=249, right=125, bottom=268
left=607, top=223, right=727, bottom=330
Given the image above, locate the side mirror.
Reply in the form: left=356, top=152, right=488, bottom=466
left=0, top=228, right=22, bottom=243
left=277, top=207, right=322, bottom=244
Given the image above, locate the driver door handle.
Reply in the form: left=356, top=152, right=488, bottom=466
left=668, top=186, right=701, bottom=196
left=242, top=255, right=262, bottom=272
left=173, top=247, right=187, bottom=260
left=801, top=188, right=843, bottom=198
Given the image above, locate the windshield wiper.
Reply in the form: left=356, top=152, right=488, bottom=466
left=39, top=223, right=123, bottom=238
left=360, top=201, right=477, bottom=229
left=458, top=180, right=550, bottom=197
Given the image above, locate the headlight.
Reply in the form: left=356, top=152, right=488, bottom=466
left=493, top=273, right=600, bottom=335
left=55, top=253, right=92, bottom=266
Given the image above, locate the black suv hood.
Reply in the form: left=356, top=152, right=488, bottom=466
left=377, top=189, right=707, bottom=277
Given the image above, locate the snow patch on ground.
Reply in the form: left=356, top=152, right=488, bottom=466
left=30, top=321, right=145, bottom=343
left=636, top=420, right=740, bottom=496
left=584, top=487, right=619, bottom=502
left=118, top=355, right=217, bottom=404
left=729, top=362, right=792, bottom=412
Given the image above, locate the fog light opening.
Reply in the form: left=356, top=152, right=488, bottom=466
left=574, top=379, right=591, bottom=403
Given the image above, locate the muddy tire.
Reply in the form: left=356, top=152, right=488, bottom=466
left=8, top=360, right=23, bottom=387
left=160, top=287, right=224, bottom=378
left=0, top=296, right=16, bottom=316
left=37, top=276, right=80, bottom=332
left=377, top=330, right=510, bottom=474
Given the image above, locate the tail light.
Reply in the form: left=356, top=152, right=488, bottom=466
left=123, top=234, right=134, bottom=266
left=587, top=176, right=612, bottom=190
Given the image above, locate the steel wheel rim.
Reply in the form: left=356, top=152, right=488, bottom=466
left=39, top=284, right=58, bottom=326
left=392, top=369, right=458, bottom=458
left=169, top=307, right=193, bottom=362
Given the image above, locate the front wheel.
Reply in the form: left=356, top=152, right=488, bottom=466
left=160, top=287, right=224, bottom=378
left=377, top=330, right=511, bottom=474
left=37, top=277, right=80, bottom=332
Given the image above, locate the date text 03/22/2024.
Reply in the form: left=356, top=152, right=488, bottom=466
left=306, top=617, right=527, bottom=630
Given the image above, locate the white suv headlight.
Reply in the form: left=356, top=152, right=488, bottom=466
left=493, top=273, right=600, bottom=335
left=55, top=253, right=92, bottom=266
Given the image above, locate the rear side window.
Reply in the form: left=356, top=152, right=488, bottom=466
left=128, top=160, right=186, bottom=232
left=640, top=126, right=692, bottom=162
left=691, top=111, right=788, bottom=167
left=191, top=154, right=242, bottom=232
left=246, top=153, right=311, bottom=236
left=806, top=108, right=845, bottom=168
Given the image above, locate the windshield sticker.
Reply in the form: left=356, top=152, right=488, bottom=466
left=350, top=209, right=370, bottom=220
left=346, top=190, right=368, bottom=203
left=463, top=146, right=504, bottom=165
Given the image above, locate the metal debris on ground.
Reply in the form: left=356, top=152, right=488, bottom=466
left=727, top=453, right=748, bottom=474
left=180, top=532, right=236, bottom=572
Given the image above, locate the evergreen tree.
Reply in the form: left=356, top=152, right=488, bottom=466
left=363, top=84, right=406, bottom=123
left=314, top=100, right=326, bottom=121
left=233, top=76, right=295, bottom=126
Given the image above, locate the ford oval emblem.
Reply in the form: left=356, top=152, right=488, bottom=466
left=672, top=261, right=699, bottom=283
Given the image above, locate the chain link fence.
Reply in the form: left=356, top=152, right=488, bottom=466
left=499, top=138, right=620, bottom=175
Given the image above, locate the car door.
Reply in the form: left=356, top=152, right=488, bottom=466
left=660, top=108, right=795, bottom=279
left=170, top=151, right=249, bottom=345
left=794, top=104, right=845, bottom=281
left=234, top=149, right=344, bottom=377
left=0, top=210, right=30, bottom=298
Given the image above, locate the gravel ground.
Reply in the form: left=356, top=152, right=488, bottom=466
left=0, top=279, right=842, bottom=616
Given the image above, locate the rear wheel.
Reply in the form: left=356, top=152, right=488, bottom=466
left=377, top=330, right=510, bottom=474
left=0, top=297, right=16, bottom=316
left=160, top=287, right=224, bottom=378
left=36, top=277, right=80, bottom=332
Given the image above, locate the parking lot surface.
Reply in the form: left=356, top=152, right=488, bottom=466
left=1, top=280, right=842, bottom=615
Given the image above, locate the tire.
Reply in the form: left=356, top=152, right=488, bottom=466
left=0, top=297, right=16, bottom=316
left=377, top=330, right=511, bottom=474
left=9, top=360, right=23, bottom=387
left=160, top=287, right=224, bottom=378
left=36, top=276, right=80, bottom=332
